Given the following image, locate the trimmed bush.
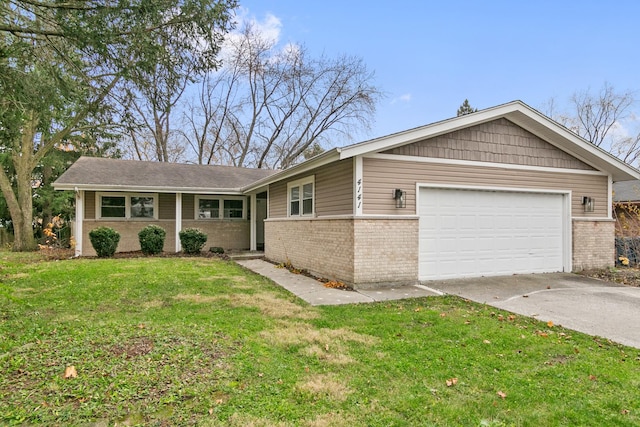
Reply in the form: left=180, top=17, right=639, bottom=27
left=209, top=246, right=224, bottom=254
left=138, top=225, right=166, bottom=255
left=88, top=226, right=120, bottom=258
left=179, top=228, right=207, bottom=255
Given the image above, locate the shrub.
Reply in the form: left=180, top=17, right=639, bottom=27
left=179, top=228, right=207, bottom=254
left=138, top=225, right=166, bottom=255
left=209, top=246, right=224, bottom=254
left=88, top=227, right=120, bottom=258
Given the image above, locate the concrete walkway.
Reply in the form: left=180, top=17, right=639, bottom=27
left=236, top=259, right=440, bottom=305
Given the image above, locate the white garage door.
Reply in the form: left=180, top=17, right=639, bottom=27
left=419, top=188, right=565, bottom=281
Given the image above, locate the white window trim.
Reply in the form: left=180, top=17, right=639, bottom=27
left=287, top=176, right=315, bottom=217
left=195, top=195, right=247, bottom=220
left=96, top=192, right=159, bottom=220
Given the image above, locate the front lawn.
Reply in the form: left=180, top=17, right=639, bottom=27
left=1, top=252, right=639, bottom=425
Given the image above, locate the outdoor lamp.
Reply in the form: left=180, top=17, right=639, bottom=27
left=582, top=196, right=594, bottom=213
left=393, top=189, right=406, bottom=208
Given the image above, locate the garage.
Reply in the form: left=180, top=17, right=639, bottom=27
left=419, top=187, right=567, bottom=281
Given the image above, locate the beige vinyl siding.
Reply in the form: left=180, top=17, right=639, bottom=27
left=315, top=160, right=353, bottom=216
left=363, top=157, right=608, bottom=217
left=182, top=194, right=195, bottom=220
left=159, top=193, right=175, bottom=220
left=269, top=181, right=287, bottom=218
left=383, top=118, right=595, bottom=171
left=268, top=159, right=354, bottom=218
left=85, top=191, right=96, bottom=219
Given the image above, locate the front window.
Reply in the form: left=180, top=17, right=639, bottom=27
left=195, top=196, right=245, bottom=220
left=98, top=193, right=157, bottom=220
left=288, top=176, right=314, bottom=217
left=131, top=196, right=155, bottom=218
left=198, top=199, right=219, bottom=219
left=224, top=199, right=244, bottom=218
left=101, top=196, right=126, bottom=218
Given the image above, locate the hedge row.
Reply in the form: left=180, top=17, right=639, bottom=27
left=88, top=226, right=211, bottom=257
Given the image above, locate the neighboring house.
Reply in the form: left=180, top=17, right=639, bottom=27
left=612, top=180, right=640, bottom=237
left=54, top=101, right=640, bottom=287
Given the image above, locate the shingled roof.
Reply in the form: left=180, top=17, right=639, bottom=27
left=54, top=157, right=278, bottom=193
left=613, top=180, right=640, bottom=202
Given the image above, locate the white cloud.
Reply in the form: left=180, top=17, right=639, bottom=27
left=232, top=7, right=282, bottom=44
left=391, top=93, right=412, bottom=105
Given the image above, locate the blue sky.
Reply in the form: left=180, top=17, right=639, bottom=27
left=234, top=1, right=639, bottom=143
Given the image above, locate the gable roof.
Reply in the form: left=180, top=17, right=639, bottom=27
left=53, top=157, right=278, bottom=194
left=245, top=100, right=640, bottom=191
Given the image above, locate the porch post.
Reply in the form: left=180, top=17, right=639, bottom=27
left=175, top=192, right=182, bottom=252
left=250, top=193, right=257, bottom=251
left=74, top=189, right=83, bottom=257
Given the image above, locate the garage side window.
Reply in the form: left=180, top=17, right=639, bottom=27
left=98, top=193, right=158, bottom=220
left=287, top=176, right=314, bottom=217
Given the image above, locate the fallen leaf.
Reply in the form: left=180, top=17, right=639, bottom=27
left=440, top=312, right=447, bottom=317
left=63, top=366, right=77, bottom=379
left=325, top=344, right=329, bottom=351
left=621, top=409, right=630, bottom=415
left=258, top=372, right=264, bottom=377
left=508, top=315, right=516, bottom=321
left=589, top=374, right=597, bottom=381
left=483, top=339, right=491, bottom=344
left=209, top=408, right=214, bottom=415
left=523, top=295, right=529, bottom=298
left=446, top=377, right=458, bottom=387
left=414, top=307, right=421, bottom=312
left=497, top=315, right=504, bottom=321
left=547, top=321, right=554, bottom=328
left=215, top=399, right=223, bottom=404
left=137, top=323, right=145, bottom=329
left=497, top=390, right=507, bottom=399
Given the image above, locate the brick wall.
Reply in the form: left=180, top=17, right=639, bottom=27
left=82, top=220, right=176, bottom=256
left=181, top=220, right=250, bottom=250
left=572, top=219, right=615, bottom=270
left=265, top=218, right=355, bottom=282
left=353, top=218, right=419, bottom=287
left=264, top=217, right=419, bottom=288
left=82, top=219, right=249, bottom=256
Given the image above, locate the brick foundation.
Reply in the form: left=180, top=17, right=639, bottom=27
left=572, top=219, right=615, bottom=270
left=82, top=219, right=249, bottom=256
left=264, top=217, right=419, bottom=288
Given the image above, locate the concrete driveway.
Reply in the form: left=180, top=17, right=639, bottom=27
left=429, top=273, right=640, bottom=349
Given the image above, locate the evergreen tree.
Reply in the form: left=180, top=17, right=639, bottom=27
left=457, top=99, right=478, bottom=116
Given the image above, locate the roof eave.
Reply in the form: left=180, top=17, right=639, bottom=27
left=242, top=148, right=342, bottom=192
left=53, top=183, right=245, bottom=195
left=336, top=100, right=640, bottom=182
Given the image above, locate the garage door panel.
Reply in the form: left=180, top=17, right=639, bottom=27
left=419, top=188, right=565, bottom=281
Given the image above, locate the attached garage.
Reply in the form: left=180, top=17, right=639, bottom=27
left=418, top=187, right=569, bottom=280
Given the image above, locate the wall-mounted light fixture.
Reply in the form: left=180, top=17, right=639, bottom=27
left=393, top=189, right=406, bottom=208
left=582, top=196, right=595, bottom=213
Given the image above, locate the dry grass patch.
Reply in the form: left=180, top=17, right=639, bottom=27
left=262, top=321, right=379, bottom=365
left=222, top=413, right=288, bottom=427
left=141, top=299, right=164, bottom=309
left=304, top=412, right=357, bottom=427
left=175, top=293, right=220, bottom=303
left=262, top=321, right=379, bottom=347
left=297, top=373, right=352, bottom=402
left=174, top=292, right=318, bottom=319
left=5, top=273, right=30, bottom=280
left=301, top=344, right=355, bottom=365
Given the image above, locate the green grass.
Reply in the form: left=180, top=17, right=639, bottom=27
left=1, top=251, right=639, bottom=426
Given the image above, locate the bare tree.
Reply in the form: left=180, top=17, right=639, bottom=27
left=183, top=23, right=382, bottom=168
left=544, top=83, right=639, bottom=165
